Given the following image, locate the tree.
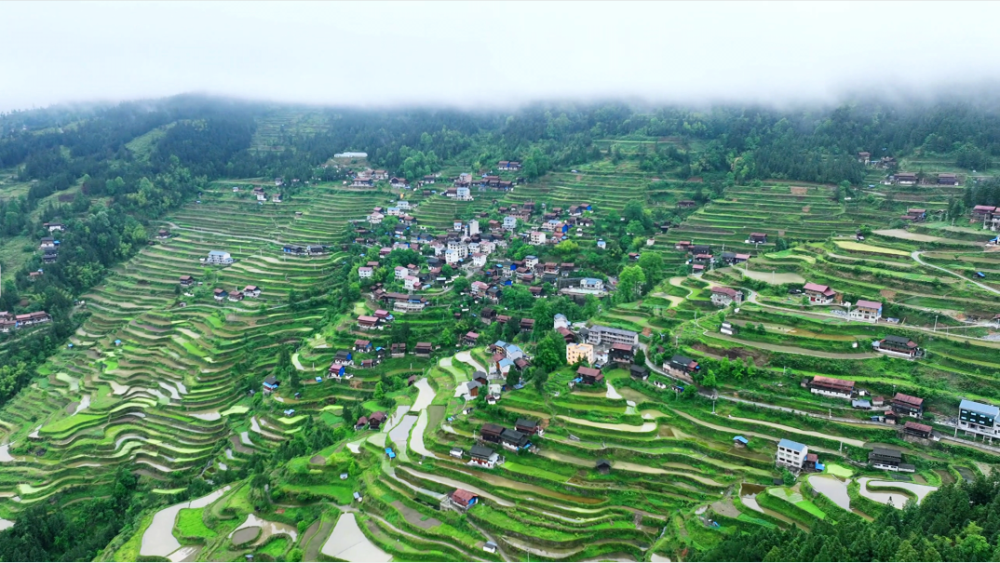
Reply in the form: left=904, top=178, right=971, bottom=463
left=634, top=348, right=646, bottom=366
left=505, top=367, right=519, bottom=389
left=452, top=276, right=471, bottom=296
left=533, top=332, right=566, bottom=374
left=617, top=265, right=647, bottom=303
left=373, top=382, right=385, bottom=401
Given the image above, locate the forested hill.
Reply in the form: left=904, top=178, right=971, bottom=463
left=697, top=472, right=1000, bottom=562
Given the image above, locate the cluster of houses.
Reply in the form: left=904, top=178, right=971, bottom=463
left=0, top=310, right=51, bottom=333
left=883, top=171, right=961, bottom=186
left=282, top=244, right=329, bottom=256
left=212, top=285, right=262, bottom=302
left=250, top=186, right=282, bottom=203
left=799, top=282, right=884, bottom=323
left=776, top=437, right=915, bottom=474
left=673, top=242, right=750, bottom=273
left=971, top=205, right=1000, bottom=231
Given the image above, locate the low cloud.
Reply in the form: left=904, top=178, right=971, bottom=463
left=1, top=1, right=998, bottom=112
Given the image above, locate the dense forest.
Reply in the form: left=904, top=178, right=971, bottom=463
left=698, top=471, right=1000, bottom=562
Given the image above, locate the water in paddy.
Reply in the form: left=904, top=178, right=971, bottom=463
left=808, top=475, right=850, bottom=510
left=320, top=513, right=391, bottom=562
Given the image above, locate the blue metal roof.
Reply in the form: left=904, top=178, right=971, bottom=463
left=733, top=436, right=749, bottom=445
left=960, top=399, right=999, bottom=418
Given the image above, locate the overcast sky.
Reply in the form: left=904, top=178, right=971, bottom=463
left=2, top=1, right=998, bottom=112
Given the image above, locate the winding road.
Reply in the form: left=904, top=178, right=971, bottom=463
left=912, top=251, right=1000, bottom=295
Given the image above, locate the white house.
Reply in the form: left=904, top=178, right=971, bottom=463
left=394, top=266, right=409, bottom=280
left=529, top=231, right=546, bottom=245
left=468, top=220, right=480, bottom=236
left=554, top=313, right=570, bottom=330
left=456, top=187, right=472, bottom=201
left=850, top=300, right=882, bottom=323
left=206, top=251, right=234, bottom=265
left=404, top=276, right=421, bottom=291
left=524, top=255, right=539, bottom=269
left=503, top=216, right=517, bottom=230
left=776, top=439, right=809, bottom=470
left=368, top=212, right=384, bottom=225
left=580, top=278, right=604, bottom=291
left=359, top=266, right=373, bottom=279
left=472, top=253, right=487, bottom=268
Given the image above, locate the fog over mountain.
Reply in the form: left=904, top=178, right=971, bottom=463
left=1, top=1, right=999, bottom=111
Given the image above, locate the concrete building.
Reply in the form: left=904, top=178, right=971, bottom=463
left=710, top=286, right=744, bottom=307
left=585, top=325, right=638, bottom=347
left=776, top=438, right=809, bottom=470
left=566, top=342, right=595, bottom=365
left=850, top=300, right=882, bottom=323
left=958, top=399, right=1000, bottom=441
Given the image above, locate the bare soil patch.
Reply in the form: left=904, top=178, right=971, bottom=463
left=391, top=500, right=440, bottom=530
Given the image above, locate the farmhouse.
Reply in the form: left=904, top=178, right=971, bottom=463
left=938, top=173, right=958, bottom=185
left=243, top=285, right=261, bottom=298
left=665, top=355, right=700, bottom=377
left=776, top=438, right=809, bottom=470
left=876, top=335, right=922, bottom=358
left=470, top=445, right=502, bottom=468
left=609, top=342, right=634, bottom=365
left=391, top=343, right=406, bottom=357
left=450, top=489, right=479, bottom=511
left=263, top=376, right=279, bottom=393
left=868, top=447, right=914, bottom=472
left=205, top=250, right=234, bottom=265
left=501, top=428, right=531, bottom=451
left=894, top=172, right=918, bottom=185
left=357, top=315, right=381, bottom=330
left=358, top=266, right=373, bottom=278
left=903, top=421, right=933, bottom=439
left=515, top=418, right=540, bottom=435
left=748, top=232, right=767, bottom=244
left=803, top=283, right=836, bottom=304
left=415, top=342, right=433, bottom=357
left=630, top=364, right=649, bottom=380
left=676, top=200, right=697, bottom=209
left=808, top=376, right=855, bottom=400
left=480, top=423, right=504, bottom=444
left=892, top=393, right=924, bottom=418
left=850, top=300, right=882, bottom=323
left=354, top=339, right=372, bottom=352
left=179, top=275, right=195, bottom=287
left=958, top=399, right=1000, bottom=441
left=369, top=411, right=388, bottom=430
left=213, top=288, right=228, bottom=301
left=710, top=286, right=743, bottom=307
left=464, top=332, right=479, bottom=346
left=577, top=366, right=604, bottom=385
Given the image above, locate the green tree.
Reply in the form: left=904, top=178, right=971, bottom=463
left=634, top=348, right=646, bottom=366
left=533, top=332, right=567, bottom=374
left=617, top=265, right=646, bottom=303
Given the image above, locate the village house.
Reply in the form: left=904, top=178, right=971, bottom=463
left=938, top=173, right=958, bottom=185
left=596, top=459, right=612, bottom=474
left=850, top=300, right=882, bottom=323
left=358, top=266, right=373, bottom=278
left=368, top=411, right=387, bottom=430
left=894, top=172, right=918, bottom=185
left=464, top=332, right=479, bottom=346
left=479, top=423, right=504, bottom=444
left=501, top=428, right=531, bottom=451
left=243, top=285, right=261, bottom=298
left=352, top=177, right=374, bottom=188
left=875, top=335, right=922, bottom=358
left=630, top=364, right=649, bottom=380
left=710, top=286, right=744, bottom=307
left=403, top=276, right=421, bottom=291
left=12, top=311, right=51, bottom=328
left=676, top=200, right=697, bottom=209
left=415, top=342, right=433, bottom=357
left=213, top=288, right=229, bottom=301
left=903, top=421, right=933, bottom=439
left=665, top=354, right=700, bottom=378
left=227, top=291, right=244, bottom=302
left=585, top=325, right=639, bottom=347
left=808, top=376, right=855, bottom=400
left=776, top=438, right=809, bottom=470
left=868, top=447, right=914, bottom=472
left=357, top=315, right=381, bottom=330
left=609, top=342, right=634, bottom=365
left=529, top=231, right=546, bottom=245
left=263, top=375, right=279, bottom=394
left=803, top=282, right=836, bottom=304
left=515, top=418, right=540, bottom=436
left=958, top=399, right=999, bottom=441
left=892, top=393, right=925, bottom=418
left=469, top=444, right=502, bottom=468
left=205, top=250, right=234, bottom=265
left=577, top=366, right=604, bottom=385
left=179, top=275, right=195, bottom=287
left=367, top=211, right=384, bottom=225
left=391, top=343, right=406, bottom=357
left=748, top=232, right=767, bottom=244
left=498, top=160, right=522, bottom=171
left=354, top=339, right=372, bottom=352
left=858, top=151, right=871, bottom=164
left=566, top=342, right=594, bottom=365
left=579, top=278, right=604, bottom=292
left=450, top=489, right=479, bottom=511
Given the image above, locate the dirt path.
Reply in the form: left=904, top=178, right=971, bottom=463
left=912, top=251, right=999, bottom=295
left=703, top=329, right=878, bottom=359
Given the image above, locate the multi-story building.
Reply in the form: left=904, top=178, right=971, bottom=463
left=850, top=300, right=882, bottom=323
left=584, top=325, right=638, bottom=347
left=566, top=342, right=595, bottom=365
left=958, top=399, right=1000, bottom=441
left=776, top=438, right=809, bottom=470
